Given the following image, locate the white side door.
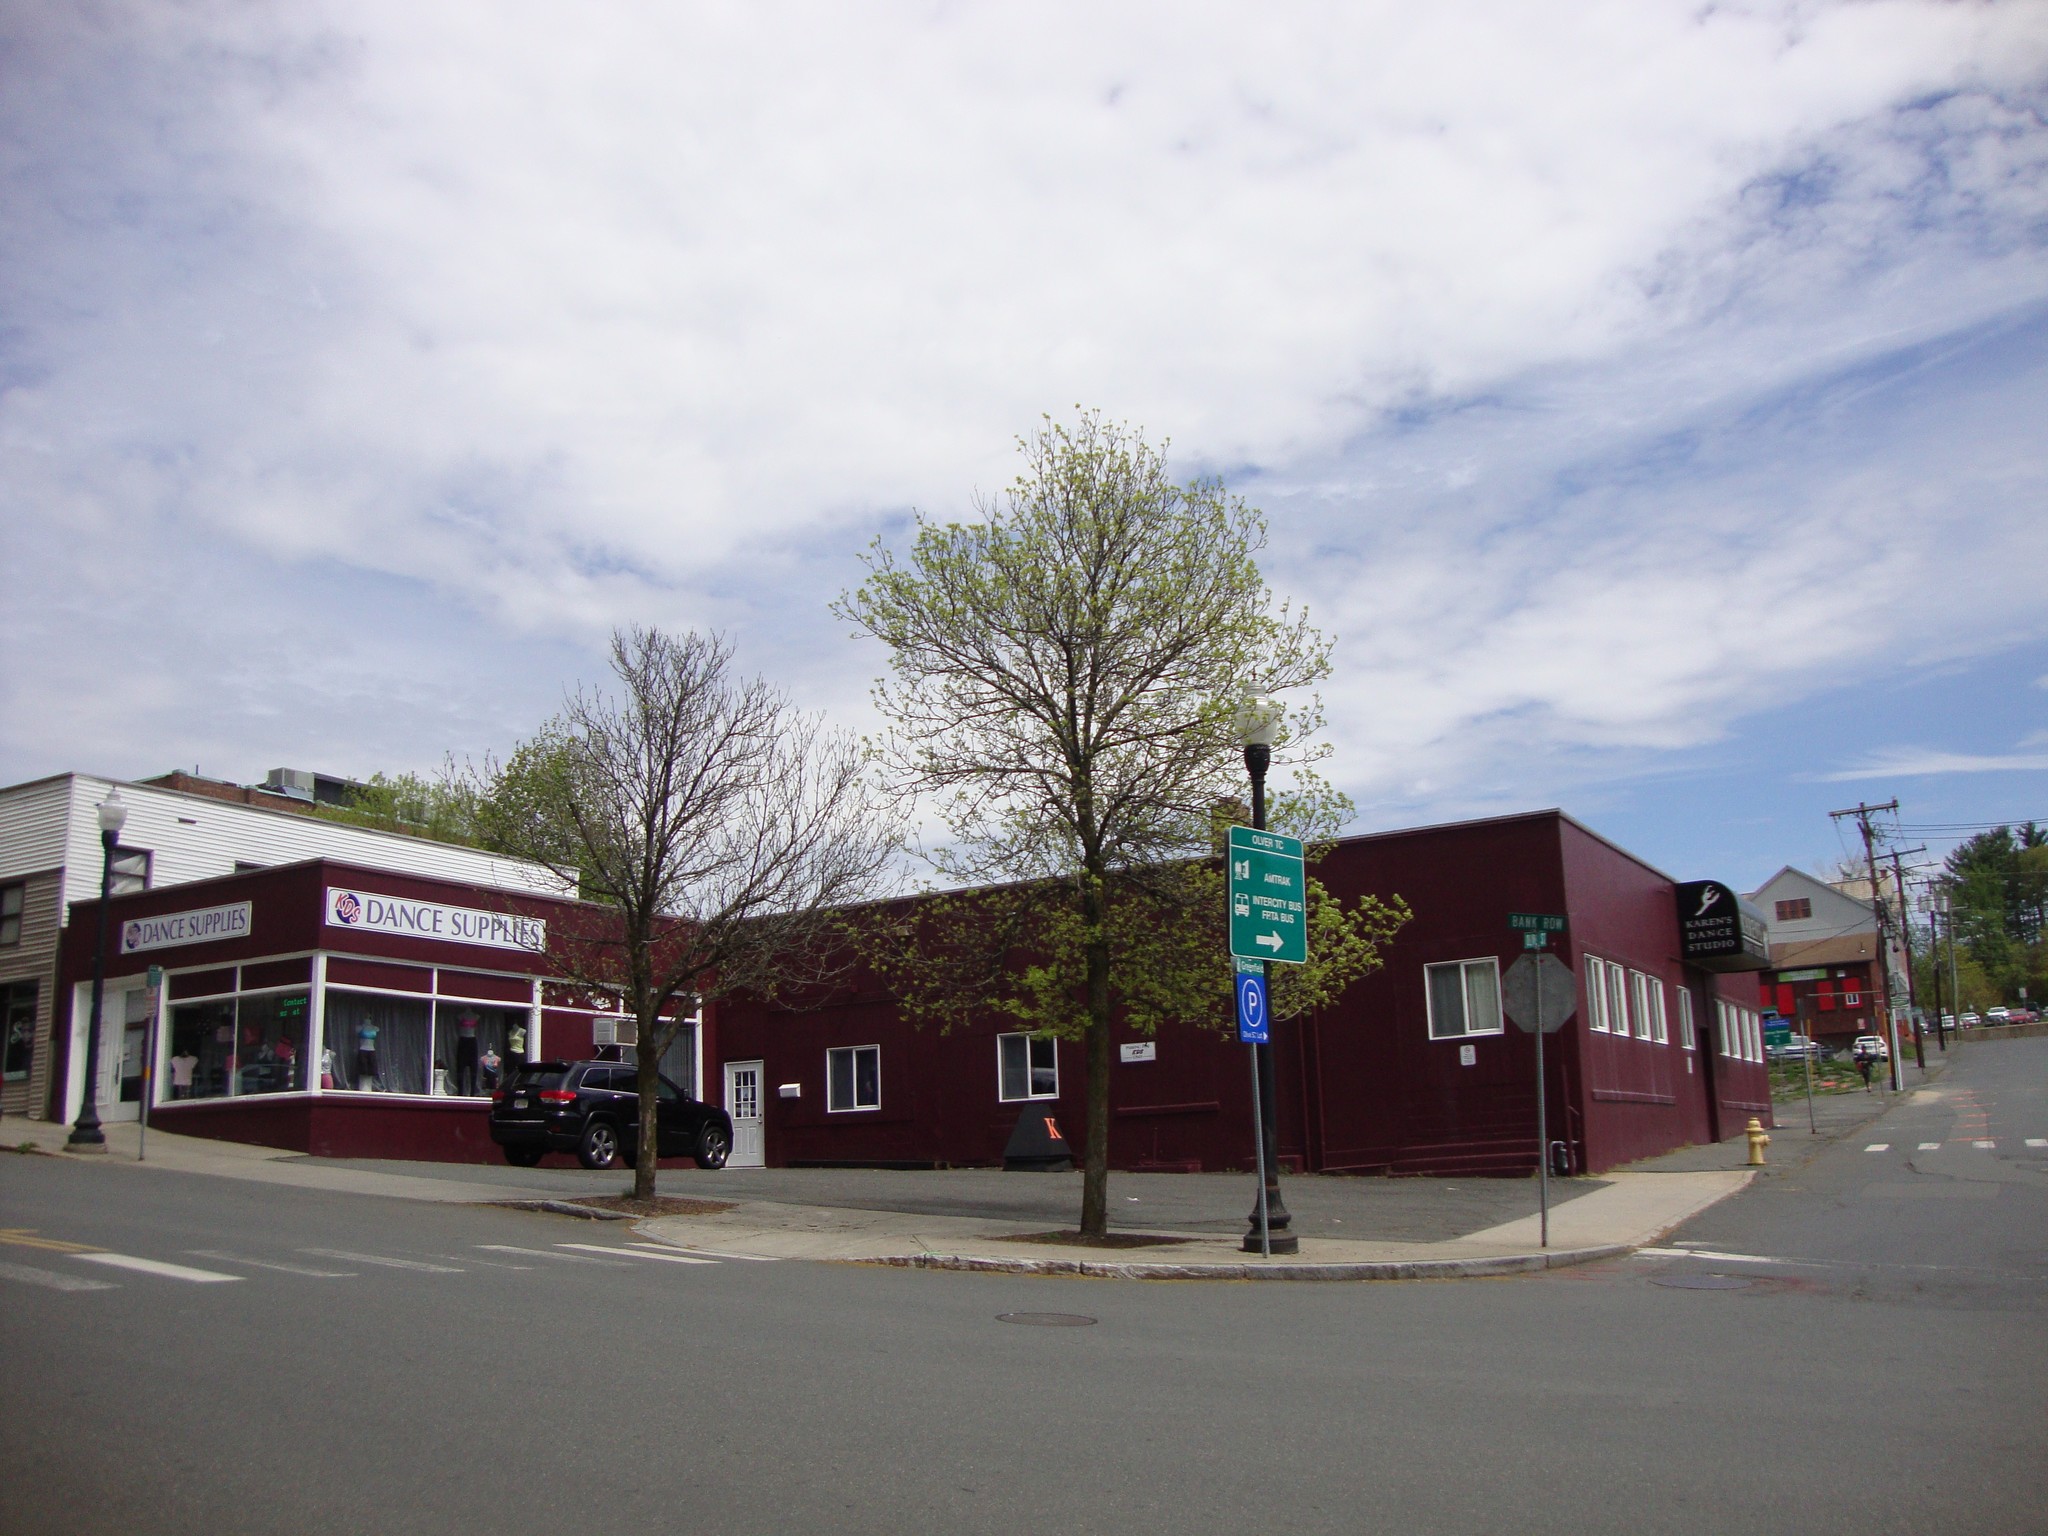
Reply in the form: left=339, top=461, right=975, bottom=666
left=98, top=986, right=152, bottom=1123
left=723, top=1059, right=764, bottom=1168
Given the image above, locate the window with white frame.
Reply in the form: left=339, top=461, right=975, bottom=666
left=0, top=882, right=23, bottom=947
left=1646, top=976, right=1668, bottom=1043
left=1606, top=961, right=1631, bottom=1041
left=1748, top=1009, right=1762, bottom=1063
left=1628, top=971, right=1653, bottom=1040
left=1585, top=956, right=1609, bottom=1032
left=998, top=1033, right=1058, bottom=1101
left=827, top=1044, right=880, bottom=1112
left=1677, top=989, right=1695, bottom=1050
left=1426, top=958, right=1503, bottom=1039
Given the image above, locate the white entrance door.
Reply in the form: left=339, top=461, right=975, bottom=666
left=724, top=1060, right=764, bottom=1168
left=85, top=985, right=150, bottom=1123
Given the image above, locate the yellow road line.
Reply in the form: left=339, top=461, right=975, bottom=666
left=0, top=1228, right=104, bottom=1254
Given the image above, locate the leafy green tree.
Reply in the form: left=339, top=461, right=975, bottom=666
left=838, top=411, right=1405, bottom=1238
left=481, top=627, right=901, bottom=1200
left=309, top=769, right=488, bottom=848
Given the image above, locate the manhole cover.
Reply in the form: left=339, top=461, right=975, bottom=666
left=997, top=1312, right=1097, bottom=1327
left=1651, top=1274, right=1751, bottom=1290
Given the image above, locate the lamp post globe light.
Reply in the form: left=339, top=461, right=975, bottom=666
left=67, top=790, right=129, bottom=1150
left=1235, top=698, right=1298, bottom=1255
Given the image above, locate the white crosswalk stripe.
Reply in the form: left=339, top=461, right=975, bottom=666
left=1864, top=1143, right=1889, bottom=1152
left=2028, top=1139, right=2048, bottom=1149
left=626, top=1243, right=777, bottom=1262
left=478, top=1244, right=631, bottom=1267
left=188, top=1250, right=355, bottom=1277
left=0, top=1259, right=118, bottom=1292
left=557, top=1242, right=715, bottom=1265
left=72, top=1253, right=242, bottom=1284
left=1917, top=1142, right=1940, bottom=1150
left=1974, top=1140, right=1996, bottom=1149
left=1635, top=1247, right=1797, bottom=1265
left=300, top=1248, right=463, bottom=1273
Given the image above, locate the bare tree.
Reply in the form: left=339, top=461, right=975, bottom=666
left=484, top=626, right=901, bottom=1200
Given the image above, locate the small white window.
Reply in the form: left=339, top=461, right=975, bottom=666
left=1717, top=1001, right=1734, bottom=1058
left=1426, top=958, right=1503, bottom=1039
left=1606, top=962, right=1631, bottom=1042
left=826, top=1045, right=880, bottom=1112
left=1586, top=957, right=1608, bottom=1033
left=1645, top=977, right=1668, bottom=1044
left=1748, top=1010, right=1762, bottom=1063
left=1678, top=990, right=1695, bottom=1050
left=1628, top=972, right=1652, bottom=1040
left=997, top=1033, right=1058, bottom=1101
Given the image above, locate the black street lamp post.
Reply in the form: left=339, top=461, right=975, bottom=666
left=1238, top=701, right=1298, bottom=1256
left=67, top=791, right=129, bottom=1150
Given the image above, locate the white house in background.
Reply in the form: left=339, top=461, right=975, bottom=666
left=1743, top=865, right=1899, bottom=1043
left=0, top=771, right=571, bottom=1123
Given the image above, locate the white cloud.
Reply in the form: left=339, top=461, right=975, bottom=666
left=1820, top=750, right=2048, bottom=781
left=3, top=1, right=2046, bottom=820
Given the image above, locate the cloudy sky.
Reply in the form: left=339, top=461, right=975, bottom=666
left=4, top=1, right=2045, bottom=890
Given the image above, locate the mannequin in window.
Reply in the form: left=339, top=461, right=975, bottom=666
left=508, top=1022, right=527, bottom=1068
left=454, top=1008, right=481, bottom=1096
left=481, top=1045, right=502, bottom=1093
left=170, top=1050, right=198, bottom=1100
left=275, top=1034, right=297, bottom=1089
left=355, top=1020, right=380, bottom=1091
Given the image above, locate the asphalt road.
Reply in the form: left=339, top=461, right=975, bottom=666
left=2, top=1039, right=2042, bottom=1536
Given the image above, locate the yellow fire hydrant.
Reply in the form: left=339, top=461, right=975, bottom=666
left=1745, top=1116, right=1770, bottom=1167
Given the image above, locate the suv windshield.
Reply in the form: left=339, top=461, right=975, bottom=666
left=510, top=1064, right=569, bottom=1092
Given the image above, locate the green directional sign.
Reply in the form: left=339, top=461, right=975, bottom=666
left=1228, top=826, right=1306, bottom=965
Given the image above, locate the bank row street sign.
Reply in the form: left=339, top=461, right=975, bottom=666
left=1228, top=825, right=1306, bottom=965
left=1508, top=912, right=1567, bottom=950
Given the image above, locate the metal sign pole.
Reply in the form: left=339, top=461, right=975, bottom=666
left=1535, top=953, right=1548, bottom=1249
left=1247, top=1045, right=1270, bottom=1259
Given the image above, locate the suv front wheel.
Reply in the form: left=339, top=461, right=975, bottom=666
left=694, top=1122, right=731, bottom=1170
left=578, top=1119, right=625, bottom=1170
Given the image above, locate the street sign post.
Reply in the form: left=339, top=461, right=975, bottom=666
left=1228, top=827, right=1306, bottom=965
left=1234, top=960, right=1269, bottom=1045
left=1502, top=915, right=1569, bottom=1249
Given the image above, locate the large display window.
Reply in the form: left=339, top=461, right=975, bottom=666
left=324, top=987, right=532, bottom=1099
left=167, top=990, right=309, bottom=1100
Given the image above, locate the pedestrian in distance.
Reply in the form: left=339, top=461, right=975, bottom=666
left=1853, top=1040, right=1876, bottom=1091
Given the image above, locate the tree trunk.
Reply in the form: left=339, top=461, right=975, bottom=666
left=1079, top=878, right=1113, bottom=1239
left=632, top=1020, right=659, bottom=1202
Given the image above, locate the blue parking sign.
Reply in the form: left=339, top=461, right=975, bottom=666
left=1236, top=964, right=1269, bottom=1044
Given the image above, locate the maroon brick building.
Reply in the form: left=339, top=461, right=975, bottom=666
left=710, top=810, right=1773, bottom=1178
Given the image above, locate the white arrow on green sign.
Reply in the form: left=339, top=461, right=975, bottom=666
left=1228, top=825, right=1306, bottom=965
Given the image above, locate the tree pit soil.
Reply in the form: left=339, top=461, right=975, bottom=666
left=1001, top=1230, right=1199, bottom=1249
left=571, top=1194, right=737, bottom=1218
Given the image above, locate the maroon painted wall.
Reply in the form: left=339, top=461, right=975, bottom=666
left=712, top=810, right=1772, bottom=1178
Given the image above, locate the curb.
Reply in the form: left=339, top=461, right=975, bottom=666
left=490, top=1199, right=633, bottom=1221
left=857, top=1243, right=1631, bottom=1282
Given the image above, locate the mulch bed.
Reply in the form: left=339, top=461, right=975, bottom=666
left=1001, top=1230, right=1199, bottom=1249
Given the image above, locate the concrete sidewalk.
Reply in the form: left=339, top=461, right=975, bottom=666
left=631, top=1167, right=1753, bottom=1280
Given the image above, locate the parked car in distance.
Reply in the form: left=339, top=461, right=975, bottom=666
left=489, top=1060, right=733, bottom=1171
left=1958, top=1012, right=1981, bottom=1029
left=1985, top=1006, right=2012, bottom=1024
left=2007, top=1007, right=2039, bottom=1024
left=1851, top=1034, right=1890, bottom=1062
left=1766, top=1034, right=1826, bottom=1063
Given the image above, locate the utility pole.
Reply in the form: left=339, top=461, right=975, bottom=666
left=1887, top=846, right=1927, bottom=1070
left=1831, top=798, right=1901, bottom=1090
left=1917, top=880, right=1946, bottom=1053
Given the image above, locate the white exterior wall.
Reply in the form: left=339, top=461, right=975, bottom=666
left=1, top=773, right=571, bottom=919
left=1746, top=867, right=1875, bottom=950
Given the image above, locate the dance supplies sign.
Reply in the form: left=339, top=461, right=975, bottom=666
left=324, top=888, right=546, bottom=953
left=121, top=902, right=253, bottom=954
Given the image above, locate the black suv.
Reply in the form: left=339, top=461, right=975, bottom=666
left=489, top=1060, right=733, bottom=1171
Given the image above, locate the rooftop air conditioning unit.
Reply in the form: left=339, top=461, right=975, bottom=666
left=264, top=768, right=317, bottom=801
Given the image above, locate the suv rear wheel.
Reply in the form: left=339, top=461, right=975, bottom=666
left=694, top=1122, right=730, bottom=1170
left=578, top=1119, right=624, bottom=1170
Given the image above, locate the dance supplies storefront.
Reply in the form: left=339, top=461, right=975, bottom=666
left=53, top=859, right=698, bottom=1162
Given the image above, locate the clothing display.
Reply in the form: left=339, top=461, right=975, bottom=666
left=454, top=1010, right=480, bottom=1095
left=169, top=1052, right=198, bottom=1098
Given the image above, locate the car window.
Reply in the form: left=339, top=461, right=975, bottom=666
left=655, top=1077, right=679, bottom=1103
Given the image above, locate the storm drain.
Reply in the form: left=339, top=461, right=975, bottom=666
left=997, top=1312, right=1098, bottom=1326
left=1651, top=1274, right=1752, bottom=1290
